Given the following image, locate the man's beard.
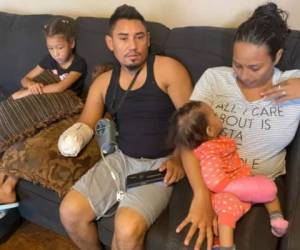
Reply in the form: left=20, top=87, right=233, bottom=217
left=126, top=64, right=143, bottom=72
left=125, top=56, right=147, bottom=72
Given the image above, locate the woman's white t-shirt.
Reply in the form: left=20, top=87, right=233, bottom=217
left=190, top=67, right=300, bottom=179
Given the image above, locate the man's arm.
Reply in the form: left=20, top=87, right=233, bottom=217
left=78, top=71, right=112, bottom=129
left=155, top=55, right=193, bottom=108
left=155, top=55, right=192, bottom=183
left=155, top=56, right=216, bottom=249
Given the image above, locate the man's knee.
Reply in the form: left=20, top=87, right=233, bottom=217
left=60, top=189, right=95, bottom=229
left=114, top=207, right=147, bottom=242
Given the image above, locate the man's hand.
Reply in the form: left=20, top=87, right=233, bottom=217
left=176, top=192, right=218, bottom=250
left=261, top=78, right=300, bottom=103
left=159, top=156, right=185, bottom=185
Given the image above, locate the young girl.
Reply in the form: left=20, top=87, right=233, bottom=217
left=169, top=101, right=288, bottom=250
left=0, top=17, right=87, bottom=214
left=12, top=16, right=87, bottom=99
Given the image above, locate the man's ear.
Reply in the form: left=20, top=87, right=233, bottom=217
left=274, top=48, right=283, bottom=65
left=70, top=39, right=75, bottom=49
left=105, top=35, right=113, bottom=51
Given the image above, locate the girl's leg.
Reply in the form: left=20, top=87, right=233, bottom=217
left=265, top=196, right=288, bottom=237
left=218, top=224, right=235, bottom=249
left=213, top=192, right=250, bottom=249
left=0, top=175, right=18, bottom=204
left=223, top=175, right=277, bottom=203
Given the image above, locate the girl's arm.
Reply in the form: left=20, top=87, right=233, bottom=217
left=41, top=71, right=82, bottom=93
left=21, top=65, right=45, bottom=88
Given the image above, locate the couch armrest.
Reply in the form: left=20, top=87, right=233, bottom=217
left=280, top=124, right=300, bottom=250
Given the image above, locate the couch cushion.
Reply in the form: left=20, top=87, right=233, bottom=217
left=164, top=26, right=235, bottom=84
left=164, top=27, right=300, bottom=84
left=277, top=30, right=300, bottom=71
left=0, top=208, right=22, bottom=243
left=0, top=116, right=101, bottom=197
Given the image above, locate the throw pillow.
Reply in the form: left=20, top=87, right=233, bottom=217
left=0, top=116, right=101, bottom=197
left=0, top=87, right=6, bottom=102
left=0, top=90, right=83, bottom=154
left=32, top=69, right=60, bottom=84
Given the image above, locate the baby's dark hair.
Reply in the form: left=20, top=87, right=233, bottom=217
left=168, top=101, right=210, bottom=150
left=234, top=2, right=290, bottom=61
left=108, top=4, right=146, bottom=35
left=44, top=16, right=76, bottom=42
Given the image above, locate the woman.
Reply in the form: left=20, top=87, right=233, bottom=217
left=176, top=2, right=300, bottom=250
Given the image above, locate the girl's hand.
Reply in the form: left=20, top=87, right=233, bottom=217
left=28, top=83, right=44, bottom=95
left=261, top=78, right=300, bottom=103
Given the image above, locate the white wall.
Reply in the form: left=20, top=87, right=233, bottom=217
left=0, top=0, right=299, bottom=30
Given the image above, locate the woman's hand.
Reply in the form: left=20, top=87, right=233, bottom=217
left=176, top=192, right=218, bottom=250
left=261, top=78, right=300, bottom=103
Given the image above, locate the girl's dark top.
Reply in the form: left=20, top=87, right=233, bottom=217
left=39, top=54, right=87, bottom=96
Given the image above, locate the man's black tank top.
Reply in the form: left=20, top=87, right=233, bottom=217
left=105, top=54, right=175, bottom=159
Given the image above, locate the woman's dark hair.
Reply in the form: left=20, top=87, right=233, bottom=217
left=108, top=4, right=146, bottom=35
left=44, top=16, right=76, bottom=42
left=168, top=101, right=210, bottom=150
left=234, top=2, right=290, bottom=60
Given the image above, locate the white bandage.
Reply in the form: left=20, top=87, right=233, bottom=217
left=58, top=122, right=94, bottom=157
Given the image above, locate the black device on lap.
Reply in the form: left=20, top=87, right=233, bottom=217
left=126, top=169, right=166, bottom=189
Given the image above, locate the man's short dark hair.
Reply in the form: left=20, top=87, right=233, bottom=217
left=108, top=4, right=146, bottom=34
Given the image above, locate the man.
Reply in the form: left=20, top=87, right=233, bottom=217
left=59, top=5, right=213, bottom=250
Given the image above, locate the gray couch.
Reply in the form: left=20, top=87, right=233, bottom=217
left=0, top=11, right=300, bottom=250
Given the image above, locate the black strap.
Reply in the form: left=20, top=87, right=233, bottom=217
left=111, top=66, right=143, bottom=115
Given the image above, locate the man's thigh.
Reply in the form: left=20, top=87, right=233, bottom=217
left=73, top=150, right=127, bottom=219
left=120, top=156, right=173, bottom=228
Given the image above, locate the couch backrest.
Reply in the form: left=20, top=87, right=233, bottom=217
left=164, top=26, right=234, bottom=84
left=0, top=11, right=300, bottom=96
left=164, top=26, right=300, bottom=85
left=0, top=12, right=54, bottom=95
left=0, top=12, right=170, bottom=97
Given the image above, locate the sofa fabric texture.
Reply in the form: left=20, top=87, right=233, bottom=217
left=0, top=11, right=299, bottom=250
left=0, top=116, right=100, bottom=197
left=0, top=90, right=83, bottom=153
